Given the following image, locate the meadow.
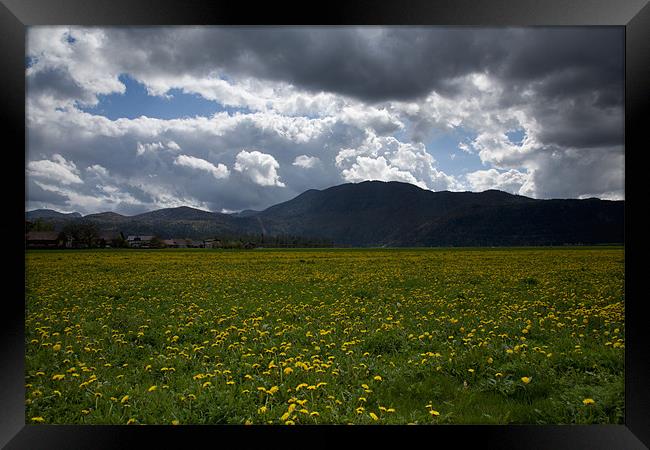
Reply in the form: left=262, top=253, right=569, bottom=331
left=25, top=247, right=625, bottom=425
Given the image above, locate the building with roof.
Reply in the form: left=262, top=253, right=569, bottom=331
left=126, top=235, right=154, bottom=248
left=26, top=231, right=64, bottom=249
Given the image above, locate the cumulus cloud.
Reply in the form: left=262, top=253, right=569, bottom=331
left=234, top=150, right=285, bottom=187
left=85, top=164, right=110, bottom=178
left=293, top=155, right=320, bottom=169
left=340, top=156, right=428, bottom=189
left=173, top=154, right=229, bottom=179
left=136, top=141, right=164, bottom=155
left=336, top=130, right=462, bottom=191
left=465, top=168, right=532, bottom=195
left=32, top=180, right=143, bottom=214
left=136, top=141, right=182, bottom=155
left=166, top=140, right=181, bottom=151
left=27, top=154, right=83, bottom=185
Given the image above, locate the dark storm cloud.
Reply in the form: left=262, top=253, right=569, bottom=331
left=100, top=27, right=622, bottom=104
left=533, top=97, right=624, bottom=149
left=102, top=26, right=624, bottom=151
left=27, top=66, right=95, bottom=105
left=26, top=180, right=69, bottom=207
left=103, top=27, right=497, bottom=102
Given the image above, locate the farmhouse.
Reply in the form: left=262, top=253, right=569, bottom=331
left=126, top=235, right=154, bottom=248
left=159, top=238, right=209, bottom=248
left=96, top=231, right=125, bottom=248
left=26, top=231, right=64, bottom=249
left=203, top=238, right=222, bottom=248
left=162, top=239, right=188, bottom=248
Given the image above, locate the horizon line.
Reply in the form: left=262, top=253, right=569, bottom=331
left=25, top=180, right=625, bottom=217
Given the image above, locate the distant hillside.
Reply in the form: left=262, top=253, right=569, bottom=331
left=80, top=206, right=247, bottom=238
left=25, top=181, right=624, bottom=246
left=26, top=209, right=82, bottom=220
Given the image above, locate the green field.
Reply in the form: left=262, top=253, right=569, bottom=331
left=25, top=247, right=625, bottom=425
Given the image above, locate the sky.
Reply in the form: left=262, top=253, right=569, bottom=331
left=25, top=26, right=625, bottom=215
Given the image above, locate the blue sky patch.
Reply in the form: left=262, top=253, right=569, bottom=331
left=25, top=56, right=38, bottom=69
left=426, top=127, right=483, bottom=174
left=79, top=74, right=250, bottom=120
left=506, top=129, right=526, bottom=145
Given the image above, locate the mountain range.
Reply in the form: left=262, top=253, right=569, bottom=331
left=26, top=181, right=624, bottom=247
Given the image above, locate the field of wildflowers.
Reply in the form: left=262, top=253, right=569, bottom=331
left=25, top=247, right=624, bottom=424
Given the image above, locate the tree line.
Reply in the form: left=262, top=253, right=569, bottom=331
left=27, top=219, right=334, bottom=249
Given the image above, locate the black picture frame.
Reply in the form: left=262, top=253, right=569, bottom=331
left=2, top=0, right=648, bottom=448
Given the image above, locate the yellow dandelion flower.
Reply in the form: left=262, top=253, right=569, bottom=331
left=369, top=412, right=379, bottom=421
left=126, top=418, right=136, bottom=425
left=521, top=377, right=531, bottom=384
left=171, top=420, right=180, bottom=425
left=373, top=376, right=383, bottom=382
left=120, top=395, right=130, bottom=404
left=258, top=406, right=267, bottom=414
left=283, top=367, right=293, bottom=375
left=52, top=374, right=65, bottom=381
left=53, top=344, right=61, bottom=352
left=430, top=410, right=440, bottom=416
left=310, top=411, right=320, bottom=417
left=583, top=398, right=595, bottom=405
left=31, top=417, right=45, bottom=423
left=148, top=385, right=157, bottom=392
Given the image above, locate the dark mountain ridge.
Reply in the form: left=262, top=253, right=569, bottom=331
left=26, top=181, right=624, bottom=246
left=26, top=209, right=82, bottom=220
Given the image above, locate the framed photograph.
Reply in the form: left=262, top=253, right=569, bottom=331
left=3, top=0, right=648, bottom=448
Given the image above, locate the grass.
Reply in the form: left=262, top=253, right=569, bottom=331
left=25, top=247, right=624, bottom=425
